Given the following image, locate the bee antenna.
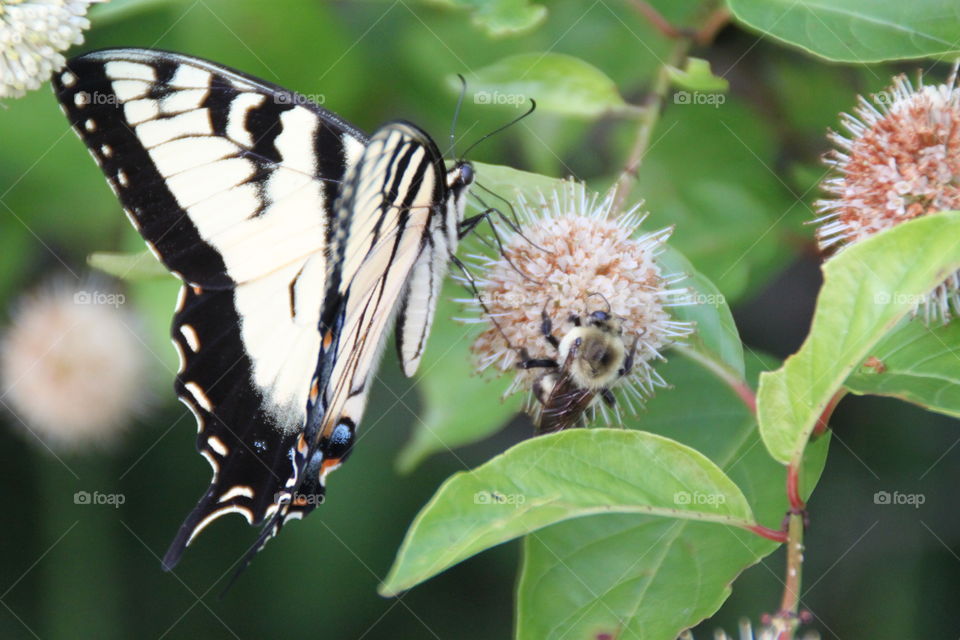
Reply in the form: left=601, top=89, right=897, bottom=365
left=586, top=292, right=611, bottom=314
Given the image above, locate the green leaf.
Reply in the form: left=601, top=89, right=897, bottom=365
left=514, top=355, right=830, bottom=640
left=667, top=57, right=730, bottom=92
left=727, top=0, right=960, bottom=63
left=758, top=211, right=960, bottom=465
left=380, top=429, right=755, bottom=596
left=845, top=318, right=960, bottom=419
left=442, top=0, right=548, bottom=37
left=88, top=250, right=171, bottom=281
left=456, top=53, right=629, bottom=117
left=660, top=245, right=745, bottom=378
left=396, top=286, right=523, bottom=473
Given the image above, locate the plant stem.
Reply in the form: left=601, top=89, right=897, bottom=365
left=812, top=389, right=844, bottom=438
left=612, top=0, right=729, bottom=213
left=611, top=41, right=687, bottom=214
left=776, top=511, right=805, bottom=640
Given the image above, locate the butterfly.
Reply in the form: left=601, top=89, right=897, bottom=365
left=52, top=48, right=490, bottom=570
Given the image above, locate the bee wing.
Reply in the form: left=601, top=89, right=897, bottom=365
left=536, top=353, right=596, bottom=435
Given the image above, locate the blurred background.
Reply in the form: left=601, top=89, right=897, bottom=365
left=0, top=1, right=957, bottom=638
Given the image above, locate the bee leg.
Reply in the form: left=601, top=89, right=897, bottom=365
left=619, top=336, right=640, bottom=377
left=601, top=389, right=616, bottom=406
left=519, top=357, right=560, bottom=370
left=539, top=309, right=560, bottom=349
left=568, top=313, right=582, bottom=327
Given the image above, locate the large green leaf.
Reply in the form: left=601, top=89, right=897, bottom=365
left=845, top=318, right=960, bottom=418
left=455, top=53, right=629, bottom=117
left=396, top=287, right=523, bottom=473
left=380, top=429, right=756, bottom=596
left=727, top=0, right=960, bottom=63
left=514, top=356, right=830, bottom=640
left=758, top=211, right=960, bottom=465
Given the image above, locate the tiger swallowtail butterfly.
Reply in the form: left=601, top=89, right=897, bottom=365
left=52, top=48, right=480, bottom=572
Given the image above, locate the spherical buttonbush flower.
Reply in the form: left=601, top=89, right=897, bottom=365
left=0, top=0, right=105, bottom=99
left=0, top=278, right=148, bottom=450
left=815, top=64, right=960, bottom=322
left=462, top=181, right=693, bottom=428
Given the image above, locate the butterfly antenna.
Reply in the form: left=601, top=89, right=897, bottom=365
left=447, top=74, right=468, bottom=158
left=460, top=99, right=536, bottom=160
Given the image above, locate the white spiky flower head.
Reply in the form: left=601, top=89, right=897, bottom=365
left=815, top=63, right=960, bottom=323
left=0, top=278, right=148, bottom=450
left=678, top=617, right=820, bottom=640
left=462, top=180, right=694, bottom=425
left=0, top=0, right=106, bottom=99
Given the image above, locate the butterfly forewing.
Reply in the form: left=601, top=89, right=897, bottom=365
left=52, top=48, right=370, bottom=568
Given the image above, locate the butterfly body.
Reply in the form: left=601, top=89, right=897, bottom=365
left=52, top=48, right=473, bottom=569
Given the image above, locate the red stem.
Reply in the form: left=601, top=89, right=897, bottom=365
left=786, top=463, right=804, bottom=512
left=747, top=524, right=789, bottom=544
left=812, top=390, right=843, bottom=438
left=733, top=380, right=757, bottom=414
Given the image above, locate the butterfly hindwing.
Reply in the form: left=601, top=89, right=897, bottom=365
left=232, top=124, right=473, bottom=566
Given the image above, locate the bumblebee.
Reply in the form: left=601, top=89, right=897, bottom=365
left=519, top=302, right=637, bottom=434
